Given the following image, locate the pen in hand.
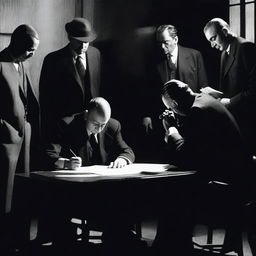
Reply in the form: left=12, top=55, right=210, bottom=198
left=69, top=149, right=82, bottom=170
left=69, top=148, right=77, bottom=157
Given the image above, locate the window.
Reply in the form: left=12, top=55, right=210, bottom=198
left=229, top=0, right=255, bottom=42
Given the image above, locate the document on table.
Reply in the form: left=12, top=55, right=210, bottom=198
left=51, top=163, right=172, bottom=177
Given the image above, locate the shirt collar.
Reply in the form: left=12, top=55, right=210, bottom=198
left=171, top=45, right=178, bottom=63
left=226, top=44, right=231, bottom=55
left=69, top=45, right=86, bottom=60
left=87, top=130, right=98, bottom=143
left=87, top=129, right=92, bottom=137
left=87, top=129, right=98, bottom=138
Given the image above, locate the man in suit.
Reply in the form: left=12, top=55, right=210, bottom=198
left=203, top=18, right=256, bottom=154
left=139, top=24, right=208, bottom=162
left=153, top=79, right=253, bottom=255
left=0, top=24, right=40, bottom=251
left=44, top=97, right=134, bottom=169
left=39, top=17, right=101, bottom=142
left=39, top=97, right=143, bottom=254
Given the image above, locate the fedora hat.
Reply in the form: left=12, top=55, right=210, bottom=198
left=65, top=17, right=97, bottom=42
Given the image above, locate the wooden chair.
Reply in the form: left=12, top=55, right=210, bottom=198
left=71, top=218, right=143, bottom=244
left=193, top=180, right=246, bottom=256
left=193, top=156, right=256, bottom=256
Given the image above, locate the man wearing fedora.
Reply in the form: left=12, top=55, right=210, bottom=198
left=39, top=17, right=101, bottom=143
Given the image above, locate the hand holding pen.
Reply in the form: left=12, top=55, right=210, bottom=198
left=69, top=149, right=82, bottom=170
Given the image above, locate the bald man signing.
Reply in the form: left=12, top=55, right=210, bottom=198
left=44, top=97, right=135, bottom=169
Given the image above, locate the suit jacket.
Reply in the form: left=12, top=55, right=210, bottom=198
left=0, top=48, right=40, bottom=213
left=220, top=37, right=256, bottom=111
left=143, top=45, right=208, bottom=119
left=39, top=44, right=101, bottom=139
left=219, top=37, right=256, bottom=152
left=157, top=45, right=208, bottom=92
left=167, top=93, right=251, bottom=184
left=44, top=114, right=135, bottom=169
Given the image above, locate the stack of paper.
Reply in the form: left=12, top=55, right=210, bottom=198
left=51, top=163, right=171, bottom=177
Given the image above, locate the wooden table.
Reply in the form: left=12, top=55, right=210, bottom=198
left=14, top=163, right=197, bottom=243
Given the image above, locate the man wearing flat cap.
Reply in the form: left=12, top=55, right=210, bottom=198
left=39, top=17, right=101, bottom=143
left=0, top=24, right=40, bottom=251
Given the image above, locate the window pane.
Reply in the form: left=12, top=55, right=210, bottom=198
left=229, top=6, right=241, bottom=36
left=230, top=0, right=240, bottom=5
left=246, top=3, right=255, bottom=42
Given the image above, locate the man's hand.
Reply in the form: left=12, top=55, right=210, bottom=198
left=68, top=157, right=82, bottom=170
left=108, top=158, right=127, bottom=168
left=161, top=110, right=176, bottom=131
left=220, top=98, right=230, bottom=106
left=55, top=157, right=82, bottom=170
left=142, top=117, right=153, bottom=133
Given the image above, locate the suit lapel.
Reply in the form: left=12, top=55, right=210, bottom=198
left=178, top=46, right=185, bottom=78
left=178, top=46, right=190, bottom=80
left=223, top=53, right=234, bottom=77
left=86, top=47, right=96, bottom=97
left=3, top=61, right=27, bottom=105
left=19, top=62, right=27, bottom=99
left=63, top=46, right=85, bottom=94
left=22, top=62, right=39, bottom=103
left=64, top=55, right=82, bottom=87
left=223, top=39, right=236, bottom=77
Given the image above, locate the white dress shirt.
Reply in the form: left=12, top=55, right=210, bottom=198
left=170, top=45, right=178, bottom=68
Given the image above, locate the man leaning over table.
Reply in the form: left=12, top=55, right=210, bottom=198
left=37, top=98, right=149, bottom=254
left=44, top=97, right=134, bottom=169
left=153, top=79, right=254, bottom=256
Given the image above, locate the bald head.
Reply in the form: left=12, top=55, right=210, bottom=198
left=204, top=18, right=230, bottom=34
left=204, top=18, right=235, bottom=51
left=88, top=97, right=111, bottom=119
left=161, top=79, right=195, bottom=116
left=9, top=24, right=39, bottom=61
left=86, top=97, right=111, bottom=134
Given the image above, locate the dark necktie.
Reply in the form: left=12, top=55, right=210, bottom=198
left=76, top=56, right=86, bottom=83
left=167, top=54, right=177, bottom=80
left=75, top=55, right=92, bottom=106
left=89, top=134, right=101, bottom=164
left=220, top=51, right=229, bottom=91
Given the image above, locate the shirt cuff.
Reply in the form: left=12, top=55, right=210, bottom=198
left=118, top=156, right=132, bottom=165
left=165, top=127, right=179, bottom=143
left=55, top=158, right=70, bottom=169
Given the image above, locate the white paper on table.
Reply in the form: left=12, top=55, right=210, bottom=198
left=200, top=86, right=223, bottom=98
left=52, top=163, right=171, bottom=176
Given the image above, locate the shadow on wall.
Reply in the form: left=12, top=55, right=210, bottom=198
left=115, top=26, right=157, bottom=79
left=97, top=26, right=158, bottom=120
